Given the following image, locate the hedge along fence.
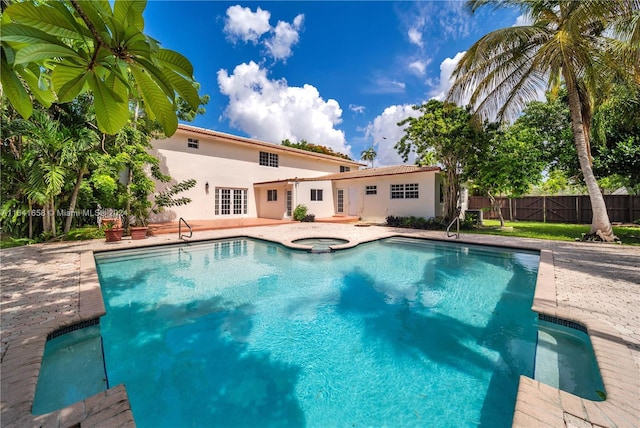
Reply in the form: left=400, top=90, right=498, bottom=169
left=468, top=195, right=640, bottom=224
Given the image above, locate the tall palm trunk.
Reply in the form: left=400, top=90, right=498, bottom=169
left=28, top=199, right=33, bottom=239
left=565, top=77, right=615, bottom=241
left=64, top=164, right=87, bottom=233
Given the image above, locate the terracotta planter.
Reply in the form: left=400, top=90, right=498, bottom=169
left=130, top=226, right=148, bottom=240
left=105, top=227, right=124, bottom=242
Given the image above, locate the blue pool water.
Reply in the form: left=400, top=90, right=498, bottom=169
left=32, top=325, right=108, bottom=414
left=94, top=237, right=541, bottom=427
left=535, top=319, right=605, bottom=401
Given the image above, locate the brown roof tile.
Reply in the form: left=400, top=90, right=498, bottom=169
left=254, top=165, right=440, bottom=185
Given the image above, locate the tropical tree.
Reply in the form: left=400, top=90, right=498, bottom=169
left=1, top=0, right=201, bottom=136
left=396, top=100, right=481, bottom=221
left=448, top=0, right=638, bottom=241
left=592, top=83, right=640, bottom=194
left=281, top=139, right=352, bottom=160
left=21, top=110, right=73, bottom=237
left=360, top=147, right=377, bottom=168
left=466, top=125, right=545, bottom=226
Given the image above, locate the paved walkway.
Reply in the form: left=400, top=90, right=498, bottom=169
left=1, top=223, right=638, bottom=427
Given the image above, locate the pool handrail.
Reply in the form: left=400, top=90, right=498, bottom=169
left=179, top=217, right=192, bottom=240
left=446, top=208, right=461, bottom=239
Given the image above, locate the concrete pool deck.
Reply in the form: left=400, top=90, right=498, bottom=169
left=1, top=223, right=638, bottom=427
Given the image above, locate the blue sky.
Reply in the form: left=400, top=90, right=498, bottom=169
left=144, top=1, right=520, bottom=166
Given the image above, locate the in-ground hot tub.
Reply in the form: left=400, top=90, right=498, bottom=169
left=291, top=237, right=350, bottom=253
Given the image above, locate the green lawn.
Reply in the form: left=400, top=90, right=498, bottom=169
left=465, top=220, right=640, bottom=245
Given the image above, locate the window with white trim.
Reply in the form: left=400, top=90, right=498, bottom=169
left=267, top=189, right=277, bottom=202
left=340, top=166, right=351, bottom=172
left=215, top=188, right=248, bottom=215
left=259, top=151, right=279, bottom=167
left=391, top=184, right=404, bottom=199
left=405, top=183, right=419, bottom=199
left=390, top=183, right=419, bottom=199
left=187, top=138, right=199, bottom=149
left=365, top=185, right=377, bottom=195
left=310, top=189, right=323, bottom=201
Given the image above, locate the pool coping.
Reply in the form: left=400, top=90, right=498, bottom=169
left=2, top=228, right=638, bottom=427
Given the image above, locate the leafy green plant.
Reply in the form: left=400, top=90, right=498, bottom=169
left=63, top=226, right=104, bottom=241
left=293, top=204, right=308, bottom=221
left=1, top=0, right=201, bottom=136
left=302, top=214, right=315, bottom=222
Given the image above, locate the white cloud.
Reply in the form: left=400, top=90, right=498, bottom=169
left=408, top=60, right=427, bottom=76
left=429, top=51, right=467, bottom=103
left=217, top=61, right=350, bottom=156
left=349, top=104, right=365, bottom=114
left=223, top=6, right=303, bottom=63
left=224, top=5, right=271, bottom=43
left=513, top=14, right=532, bottom=27
left=365, top=104, right=423, bottom=167
left=264, top=14, right=304, bottom=62
left=408, top=28, right=423, bottom=48
left=367, top=76, right=407, bottom=94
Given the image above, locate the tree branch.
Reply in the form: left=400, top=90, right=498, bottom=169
left=69, top=0, right=108, bottom=69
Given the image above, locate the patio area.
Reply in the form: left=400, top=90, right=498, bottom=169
left=1, top=223, right=638, bottom=427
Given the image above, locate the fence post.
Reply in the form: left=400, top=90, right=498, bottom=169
left=543, top=196, right=546, bottom=223
left=576, top=196, right=580, bottom=224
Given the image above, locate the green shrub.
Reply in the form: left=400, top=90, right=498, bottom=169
left=293, top=204, right=308, bottom=221
left=386, top=215, right=468, bottom=230
left=302, top=214, right=315, bottom=222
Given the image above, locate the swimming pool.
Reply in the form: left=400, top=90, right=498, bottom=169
left=93, top=237, right=542, bottom=427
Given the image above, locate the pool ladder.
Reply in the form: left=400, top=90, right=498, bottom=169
left=446, top=208, right=461, bottom=239
left=179, top=217, right=192, bottom=240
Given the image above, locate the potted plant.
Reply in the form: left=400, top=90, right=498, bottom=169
left=128, top=196, right=151, bottom=240
left=104, top=219, right=123, bottom=242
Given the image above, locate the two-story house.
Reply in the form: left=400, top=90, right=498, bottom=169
left=150, top=124, right=443, bottom=223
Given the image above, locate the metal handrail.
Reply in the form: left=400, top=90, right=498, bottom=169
left=178, top=217, right=192, bottom=240
left=446, top=208, right=462, bottom=239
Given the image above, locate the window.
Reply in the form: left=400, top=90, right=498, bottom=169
left=391, top=183, right=419, bottom=199
left=405, top=183, right=419, bottom=199
left=267, top=189, right=277, bottom=202
left=187, top=138, right=199, bottom=149
left=259, top=151, right=279, bottom=167
left=365, top=185, right=377, bottom=195
left=391, top=184, right=404, bottom=199
left=340, top=166, right=351, bottom=172
left=215, top=188, right=248, bottom=215
left=311, top=189, right=323, bottom=201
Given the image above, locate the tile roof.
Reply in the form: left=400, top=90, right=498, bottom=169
left=254, top=165, right=440, bottom=185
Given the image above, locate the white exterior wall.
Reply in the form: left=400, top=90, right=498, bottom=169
left=294, top=181, right=335, bottom=219
left=149, top=129, right=358, bottom=221
left=255, top=183, right=289, bottom=220
left=333, top=172, right=439, bottom=222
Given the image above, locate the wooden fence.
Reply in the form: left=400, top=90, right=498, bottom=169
left=468, top=195, right=640, bottom=224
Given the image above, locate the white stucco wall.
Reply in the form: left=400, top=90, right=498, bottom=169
left=293, top=181, right=335, bottom=219
left=255, top=183, right=289, bottom=220
left=333, top=172, right=439, bottom=222
left=149, top=129, right=359, bottom=222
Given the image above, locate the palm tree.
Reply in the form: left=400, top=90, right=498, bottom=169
left=360, top=147, right=377, bottom=168
left=449, top=0, right=638, bottom=242
left=23, top=111, right=71, bottom=236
